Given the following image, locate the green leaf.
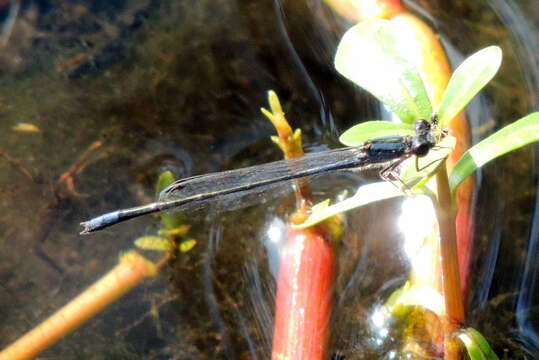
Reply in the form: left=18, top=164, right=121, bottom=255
left=335, top=19, right=432, bottom=124
left=437, top=46, right=502, bottom=127
left=449, top=112, right=539, bottom=193
left=294, top=182, right=405, bottom=228
left=339, top=121, right=414, bottom=146
left=179, top=239, right=197, bottom=253
left=457, top=328, right=499, bottom=360
left=155, top=171, right=187, bottom=229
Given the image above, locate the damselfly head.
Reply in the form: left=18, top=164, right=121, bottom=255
left=411, top=132, right=436, bottom=157
left=418, top=113, right=447, bottom=142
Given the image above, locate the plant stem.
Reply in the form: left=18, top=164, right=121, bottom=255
left=271, top=228, right=334, bottom=360
left=261, top=90, right=312, bottom=208
left=263, top=91, right=335, bottom=360
left=435, top=163, right=465, bottom=359
left=0, top=252, right=159, bottom=360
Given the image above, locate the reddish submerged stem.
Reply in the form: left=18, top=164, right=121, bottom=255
left=263, top=91, right=335, bottom=360
left=272, top=228, right=334, bottom=360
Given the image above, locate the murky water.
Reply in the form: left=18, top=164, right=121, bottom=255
left=0, top=0, right=538, bottom=359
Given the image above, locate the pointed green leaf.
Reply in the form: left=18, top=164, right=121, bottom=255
left=438, top=46, right=502, bottom=127
left=335, top=19, right=432, bottom=124
left=339, top=121, right=414, bottom=146
left=449, top=112, right=539, bottom=193
left=459, top=333, right=487, bottom=360
left=458, top=328, right=499, bottom=360
left=466, top=328, right=500, bottom=359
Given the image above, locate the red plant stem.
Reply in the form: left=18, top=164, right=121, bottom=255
left=271, top=228, right=335, bottom=360
left=448, top=134, right=474, bottom=299
left=435, top=164, right=465, bottom=359
left=263, top=91, right=335, bottom=360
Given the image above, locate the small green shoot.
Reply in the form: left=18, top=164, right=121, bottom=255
left=135, top=171, right=196, bottom=254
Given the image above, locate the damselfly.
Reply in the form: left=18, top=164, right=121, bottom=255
left=80, top=119, right=441, bottom=234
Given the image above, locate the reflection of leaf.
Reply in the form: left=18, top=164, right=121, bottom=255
left=339, top=121, right=414, bottom=146
left=449, top=112, right=539, bottom=193
left=335, top=19, right=432, bottom=124
left=437, top=46, right=502, bottom=127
